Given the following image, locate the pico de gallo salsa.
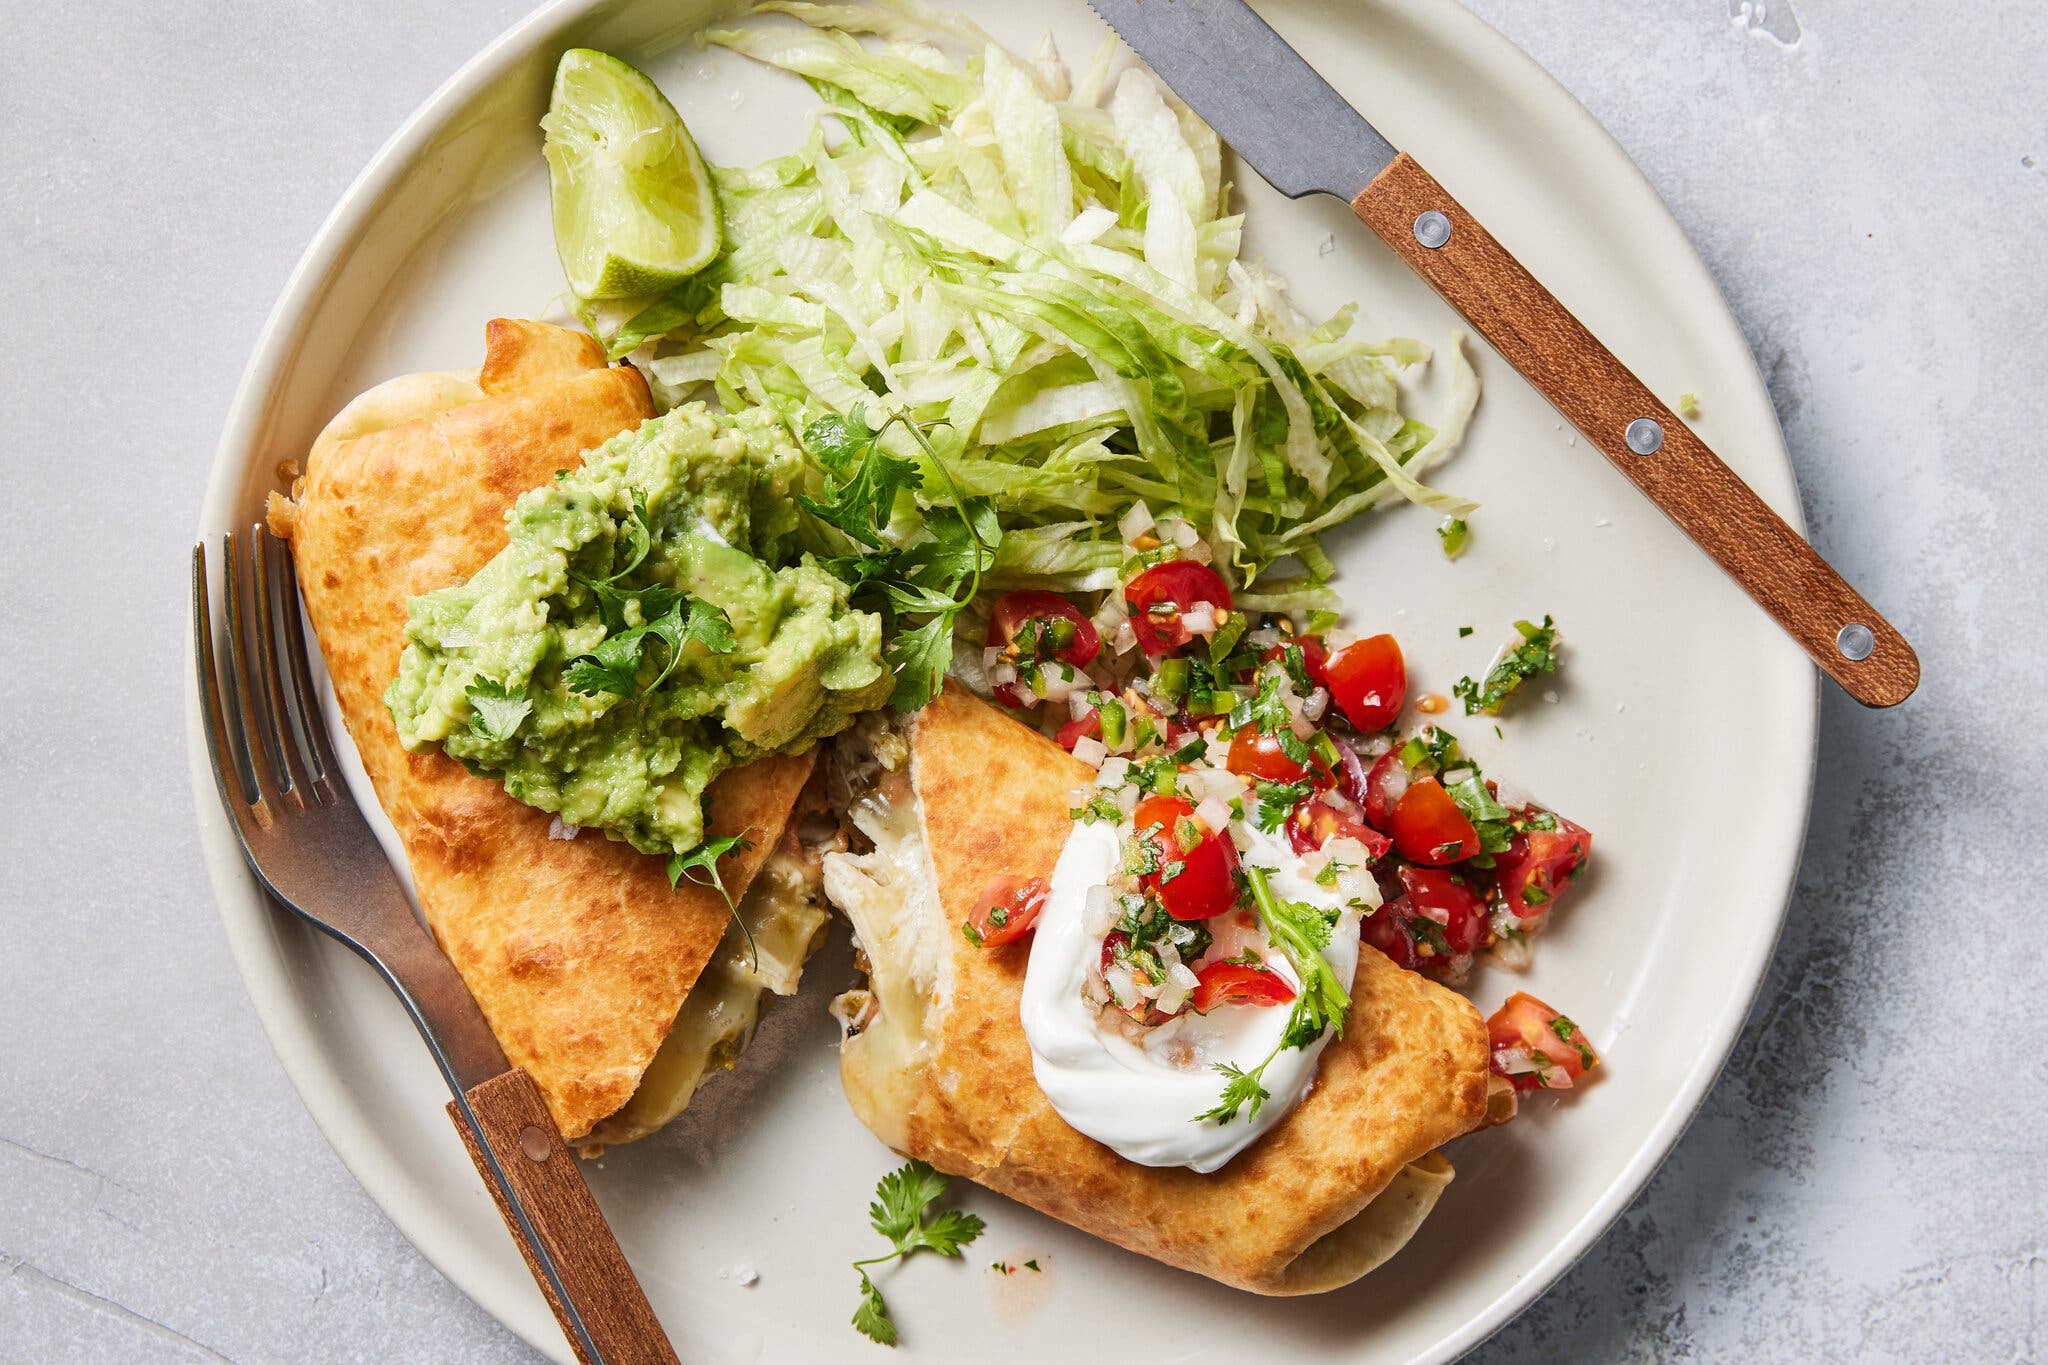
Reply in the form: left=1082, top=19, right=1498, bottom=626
left=969, top=508, right=1600, bottom=1110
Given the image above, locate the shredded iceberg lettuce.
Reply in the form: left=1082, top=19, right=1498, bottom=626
left=585, top=2, right=1479, bottom=590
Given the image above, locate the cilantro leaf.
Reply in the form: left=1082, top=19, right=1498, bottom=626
left=1454, top=615, right=1560, bottom=715
left=851, top=1159, right=984, bottom=1346
left=913, top=1208, right=986, bottom=1258
left=1252, top=779, right=1312, bottom=833
left=464, top=678, right=531, bottom=743
left=851, top=1270, right=896, bottom=1346
left=869, top=1159, right=950, bottom=1245
left=1445, top=773, right=1515, bottom=854
left=1195, top=1060, right=1273, bottom=1125
left=883, top=613, right=957, bottom=712
left=804, top=406, right=883, bottom=471
left=563, top=596, right=733, bottom=698
left=800, top=406, right=923, bottom=548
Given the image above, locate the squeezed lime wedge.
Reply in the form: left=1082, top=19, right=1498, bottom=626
left=542, top=48, right=721, bottom=300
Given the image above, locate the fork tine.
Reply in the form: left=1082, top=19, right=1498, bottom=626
left=225, top=529, right=294, bottom=805
left=250, top=523, right=317, bottom=802
left=191, top=540, right=263, bottom=813
left=267, top=528, right=342, bottom=802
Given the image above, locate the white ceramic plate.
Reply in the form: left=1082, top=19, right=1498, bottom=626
left=189, top=1, right=1817, bottom=1360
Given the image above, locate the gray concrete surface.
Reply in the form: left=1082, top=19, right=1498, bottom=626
left=2, top=1, right=2042, bottom=1360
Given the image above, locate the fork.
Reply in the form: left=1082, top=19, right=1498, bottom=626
left=192, top=525, right=681, bottom=1365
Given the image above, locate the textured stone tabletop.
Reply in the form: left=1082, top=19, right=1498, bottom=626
left=3, top=1, right=2042, bottom=1360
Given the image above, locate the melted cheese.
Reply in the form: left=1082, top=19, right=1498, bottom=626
left=583, top=830, right=829, bottom=1148
left=820, top=768, right=940, bottom=1151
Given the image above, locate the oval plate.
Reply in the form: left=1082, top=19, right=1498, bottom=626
left=188, top=1, right=1816, bottom=1360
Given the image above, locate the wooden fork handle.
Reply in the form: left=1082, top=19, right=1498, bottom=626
left=448, top=1070, right=680, bottom=1365
left=1352, top=153, right=1919, bottom=708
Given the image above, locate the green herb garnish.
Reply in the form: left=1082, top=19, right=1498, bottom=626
left=851, top=1160, right=986, bottom=1346
left=1453, top=615, right=1559, bottom=716
left=1196, top=867, right=1350, bottom=1124
left=667, top=830, right=757, bottom=964
left=802, top=407, right=1000, bottom=712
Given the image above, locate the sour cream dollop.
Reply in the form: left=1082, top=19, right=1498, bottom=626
left=1019, top=818, right=1365, bottom=1173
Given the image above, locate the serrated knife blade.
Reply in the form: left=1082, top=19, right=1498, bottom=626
left=1086, top=0, right=1919, bottom=707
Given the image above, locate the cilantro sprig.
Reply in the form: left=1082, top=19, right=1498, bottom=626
left=850, top=1159, right=985, bottom=1346
left=1196, top=866, right=1352, bottom=1125
left=801, top=407, right=1000, bottom=712
left=667, top=830, right=757, bottom=966
left=1454, top=615, right=1559, bottom=715
left=563, top=595, right=735, bottom=697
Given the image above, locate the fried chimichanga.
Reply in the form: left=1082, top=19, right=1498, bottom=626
left=271, top=319, right=828, bottom=1149
left=823, top=685, right=1491, bottom=1294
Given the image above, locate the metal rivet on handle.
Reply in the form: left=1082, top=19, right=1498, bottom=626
left=1413, top=210, right=1451, bottom=249
left=519, top=1124, right=552, bottom=1163
left=1625, top=418, right=1664, bottom=455
left=1836, top=623, right=1876, bottom=662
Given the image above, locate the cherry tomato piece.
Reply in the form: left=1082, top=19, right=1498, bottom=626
left=987, top=590, right=1099, bottom=708
left=1360, top=750, right=1410, bottom=832
left=1491, top=816, right=1593, bottom=921
left=1130, top=794, right=1240, bottom=921
left=1486, top=991, right=1600, bottom=1092
left=1285, top=799, right=1393, bottom=863
left=1056, top=708, right=1101, bottom=751
left=1325, top=634, right=1407, bottom=731
left=1261, top=636, right=1331, bottom=690
left=1123, top=560, right=1233, bottom=655
left=1191, top=960, right=1297, bottom=1012
left=1226, top=725, right=1317, bottom=783
left=963, top=875, right=1048, bottom=948
left=1398, top=865, right=1488, bottom=957
left=1390, top=776, right=1480, bottom=865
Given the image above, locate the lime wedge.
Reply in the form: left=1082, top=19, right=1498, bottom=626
left=542, top=49, right=722, bottom=300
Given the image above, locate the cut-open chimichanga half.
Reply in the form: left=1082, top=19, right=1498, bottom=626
left=270, top=318, right=831, bottom=1152
left=822, top=684, right=1492, bottom=1294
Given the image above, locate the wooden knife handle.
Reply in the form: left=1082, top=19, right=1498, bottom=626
left=1352, top=153, right=1918, bottom=708
left=448, top=1070, right=680, bottom=1365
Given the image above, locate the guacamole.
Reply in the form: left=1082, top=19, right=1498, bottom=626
left=387, top=403, right=890, bottom=855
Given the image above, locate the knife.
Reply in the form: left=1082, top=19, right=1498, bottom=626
left=1087, top=0, right=1919, bottom=708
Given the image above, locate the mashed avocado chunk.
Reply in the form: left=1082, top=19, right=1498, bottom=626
left=386, top=403, right=890, bottom=855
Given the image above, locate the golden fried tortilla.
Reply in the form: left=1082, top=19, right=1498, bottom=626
left=270, top=318, right=813, bottom=1143
left=827, top=685, right=1490, bottom=1294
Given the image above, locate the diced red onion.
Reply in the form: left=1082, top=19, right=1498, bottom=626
left=547, top=817, right=581, bottom=841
